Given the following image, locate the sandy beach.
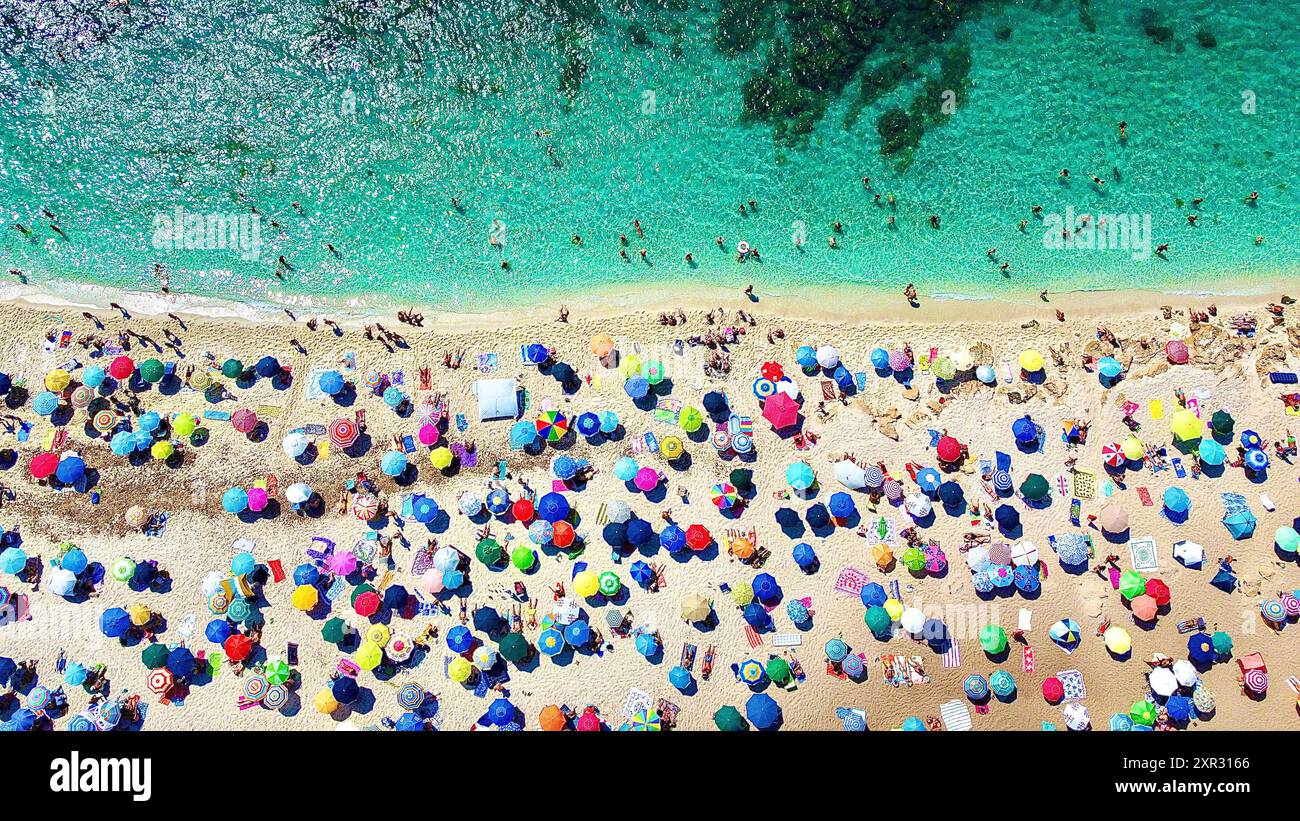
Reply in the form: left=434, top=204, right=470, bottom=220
left=0, top=279, right=1297, bottom=732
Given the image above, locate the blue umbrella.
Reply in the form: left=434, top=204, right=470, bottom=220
left=1012, top=415, right=1038, bottom=443
left=624, top=376, right=649, bottom=399
left=473, top=608, right=503, bottom=634
left=703, top=391, right=728, bottom=417
left=602, top=522, right=626, bottom=547
left=575, top=412, right=601, bottom=437
left=54, top=456, right=85, bottom=484
left=33, top=391, right=60, bottom=416
left=1165, top=695, right=1193, bottom=723
left=205, top=619, right=232, bottom=644
left=916, top=467, right=941, bottom=494
left=787, top=600, right=810, bottom=625
left=1098, top=357, right=1123, bottom=379
left=2, top=546, right=28, bottom=575
left=990, top=564, right=1014, bottom=588
left=231, top=551, right=255, bottom=576
left=1163, top=486, right=1190, bottom=514
left=1187, top=632, right=1215, bottom=665
left=1013, top=564, right=1040, bottom=592
left=63, top=662, right=88, bottom=687
left=745, top=693, right=781, bottom=729
left=7, top=709, right=36, bottom=731
left=828, top=492, right=855, bottom=518
left=395, top=712, right=425, bottom=732
left=537, top=628, right=566, bottom=656
left=442, top=568, right=465, bottom=591
left=332, top=676, right=359, bottom=704
left=487, top=698, right=515, bottom=727
left=995, top=504, right=1020, bottom=533
left=564, top=620, right=591, bottom=647
left=138, top=412, right=163, bottom=433
left=660, top=524, right=686, bottom=552
left=805, top=504, right=830, bottom=529
left=82, top=366, right=106, bottom=388
left=446, top=625, right=475, bottom=654
left=412, top=496, right=439, bottom=524
left=992, top=470, right=1013, bottom=494
left=901, top=716, right=927, bottom=731
left=870, top=348, right=890, bottom=370
left=293, top=564, right=319, bottom=586
left=552, top=455, right=578, bottom=480
left=599, top=410, right=620, bottom=433
left=383, top=386, right=405, bottom=408
left=626, top=518, right=652, bottom=546
left=743, top=602, right=769, bottom=628
left=100, top=607, right=131, bottom=637
left=131, top=562, right=156, bottom=588
left=614, top=456, right=639, bottom=482
left=938, top=481, right=964, bottom=509
left=380, top=451, right=407, bottom=477
left=0, top=657, right=15, bottom=686
left=60, top=548, right=88, bottom=574
left=131, top=430, right=153, bottom=452
left=223, top=487, right=249, bottom=513
left=832, top=366, right=853, bottom=388
left=1198, top=438, right=1226, bottom=466
left=825, top=639, right=848, bottom=662
left=669, top=665, right=692, bottom=690
left=1240, top=430, right=1262, bottom=449
left=989, top=670, right=1016, bottom=698
left=255, top=356, right=280, bottom=378
left=110, top=431, right=135, bottom=456
left=630, top=560, right=654, bottom=586
left=524, top=343, right=549, bottom=365
left=1244, top=448, right=1268, bottom=471
left=537, top=492, right=569, bottom=523
left=635, top=632, right=658, bottom=657
left=859, top=582, right=886, bottom=607
left=509, top=420, right=538, bottom=450
left=796, top=346, right=817, bottom=368
left=963, top=674, right=989, bottom=701
left=752, top=573, right=781, bottom=602
left=1109, top=713, right=1134, bottom=731
left=319, top=370, right=345, bottom=395
left=166, top=647, right=196, bottom=678
left=383, top=585, right=409, bottom=610
left=792, top=542, right=817, bottom=568
left=486, top=488, right=511, bottom=515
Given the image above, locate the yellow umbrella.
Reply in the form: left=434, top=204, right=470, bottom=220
left=590, top=333, right=614, bottom=357
left=365, top=623, right=390, bottom=648
left=660, top=436, right=684, bottom=460
left=314, top=689, right=339, bottom=714
left=1019, top=349, right=1045, bottom=372
left=871, top=543, right=894, bottom=570
left=1121, top=436, right=1145, bottom=461
left=883, top=598, right=904, bottom=621
left=429, top=447, right=453, bottom=470
left=950, top=349, right=974, bottom=371
left=173, top=413, right=198, bottom=437
left=619, top=354, right=642, bottom=378
left=730, top=537, right=755, bottom=559
left=1169, top=408, right=1202, bottom=441
left=45, top=368, right=71, bottom=392
left=125, top=505, right=149, bottom=528
left=355, top=641, right=383, bottom=671
left=449, top=656, right=473, bottom=683
left=128, top=603, right=152, bottom=626
left=151, top=440, right=174, bottom=460
left=680, top=593, right=712, bottom=622
left=573, top=570, right=600, bottom=598
left=1103, top=626, right=1132, bottom=655
left=731, top=586, right=754, bottom=606
left=291, top=584, right=318, bottom=611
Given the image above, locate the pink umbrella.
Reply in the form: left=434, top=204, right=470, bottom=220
left=231, top=408, right=259, bottom=434
left=634, top=467, right=660, bottom=492
left=418, top=424, right=439, bottom=446
left=1165, top=340, right=1189, bottom=365
left=888, top=350, right=912, bottom=372
left=417, top=567, right=444, bottom=596
left=247, top=487, right=269, bottom=512
left=325, top=551, right=358, bottom=576
left=923, top=545, right=947, bottom=573
left=762, top=392, right=800, bottom=430
left=1131, top=594, right=1158, bottom=621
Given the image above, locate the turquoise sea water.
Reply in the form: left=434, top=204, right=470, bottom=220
left=0, top=0, right=1296, bottom=312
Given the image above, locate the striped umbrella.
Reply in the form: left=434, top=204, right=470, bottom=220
left=882, top=479, right=903, bottom=502
left=1282, top=592, right=1300, bottom=618
left=838, top=708, right=867, bottom=732
left=146, top=668, right=174, bottom=696
left=737, top=659, right=765, bottom=685
left=1243, top=668, right=1267, bottom=694
left=362, top=370, right=385, bottom=391
left=963, top=674, right=989, bottom=700
left=26, top=685, right=52, bottom=711
left=397, top=684, right=425, bottom=711
left=628, top=709, right=661, bottom=731
left=1260, top=599, right=1286, bottom=624
left=711, top=482, right=739, bottom=511
left=862, top=466, right=884, bottom=488
left=226, top=598, right=251, bottom=624
left=923, top=545, right=947, bottom=573
left=264, top=658, right=291, bottom=685
left=70, top=385, right=94, bottom=409
left=353, top=494, right=380, bottom=521
left=1101, top=442, right=1124, bottom=468
left=261, top=684, right=289, bottom=710
left=535, top=410, right=568, bottom=443
left=67, top=712, right=99, bottom=732
left=710, top=429, right=732, bottom=451
left=992, top=470, right=1013, bottom=493
left=841, top=653, right=865, bottom=679
left=752, top=378, right=776, bottom=399
left=243, top=674, right=269, bottom=702
left=328, top=418, right=358, bottom=448
left=731, top=433, right=752, bottom=454
left=92, top=409, right=119, bottom=433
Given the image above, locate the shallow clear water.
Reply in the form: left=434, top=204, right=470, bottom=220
left=0, top=0, right=1295, bottom=311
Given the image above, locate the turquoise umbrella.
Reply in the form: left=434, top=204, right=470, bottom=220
left=786, top=461, right=814, bottom=491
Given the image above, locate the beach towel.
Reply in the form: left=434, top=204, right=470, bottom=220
left=1023, top=646, right=1035, bottom=673
left=1149, top=400, right=1163, bottom=420
left=268, top=559, right=286, bottom=583
left=623, top=688, right=654, bottom=719
left=1129, top=537, right=1158, bottom=572
left=1269, top=372, right=1299, bottom=384
left=1057, top=669, right=1086, bottom=701
left=833, top=566, right=871, bottom=598
left=1136, top=487, right=1153, bottom=506
left=942, top=638, right=961, bottom=668
left=940, top=700, right=972, bottom=731
left=744, top=626, right=763, bottom=649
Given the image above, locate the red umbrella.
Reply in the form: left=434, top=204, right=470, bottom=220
left=224, top=634, right=253, bottom=662
left=231, top=408, right=259, bottom=434
left=1165, top=340, right=1189, bottom=365
left=760, top=362, right=784, bottom=382
left=936, top=436, right=963, bottom=463
left=146, top=668, right=174, bottom=696
left=511, top=498, right=534, bottom=523
left=108, top=356, right=135, bottom=380
left=685, top=524, right=712, bottom=551
left=1145, top=578, right=1171, bottom=606
left=1100, top=441, right=1124, bottom=468
left=354, top=590, right=381, bottom=617
left=761, top=392, right=799, bottom=430
left=1042, top=676, right=1064, bottom=703
left=576, top=710, right=601, bottom=731
left=29, top=451, right=58, bottom=479
left=328, top=418, right=358, bottom=448
left=552, top=520, right=575, bottom=548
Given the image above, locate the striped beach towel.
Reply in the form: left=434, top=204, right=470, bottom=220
left=744, top=626, right=763, bottom=649
left=939, top=700, right=972, bottom=731
left=942, top=638, right=961, bottom=668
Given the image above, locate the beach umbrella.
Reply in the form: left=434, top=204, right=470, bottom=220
left=458, top=491, right=484, bottom=518
left=27, top=451, right=58, bottom=481
left=888, top=349, right=910, bottom=372
left=1170, top=408, right=1201, bottom=441
left=138, top=358, right=165, bottom=383
left=752, top=572, right=780, bottom=603
left=828, top=491, right=855, bottom=519
left=484, top=488, right=511, bottom=517
left=1108, top=713, right=1134, bottom=732
left=1274, top=526, right=1300, bottom=554
left=53, top=455, right=86, bottom=485
left=681, top=593, right=712, bottom=622
left=936, top=436, right=963, bottom=463
left=241, top=675, right=267, bottom=703
left=761, top=392, right=799, bottom=430
left=1012, top=564, right=1040, bottom=593
left=1049, top=619, right=1081, bottom=650
left=352, top=494, right=380, bottom=521
left=32, top=390, right=59, bottom=417
left=745, top=693, right=781, bottom=730
left=864, top=606, right=891, bottom=637
left=257, top=684, right=287, bottom=711
left=1019, top=349, right=1044, bottom=372
left=1243, top=666, right=1268, bottom=695
left=1099, top=441, right=1124, bottom=469
left=509, top=542, right=535, bottom=571
left=1144, top=578, right=1171, bottom=607
left=1097, top=356, right=1123, bottom=379
left=205, top=619, right=233, bottom=645
left=635, top=467, right=660, bottom=492
left=1165, top=695, right=1193, bottom=724
left=1063, top=703, right=1091, bottom=732
left=1121, top=436, right=1145, bottom=461
left=598, top=571, right=621, bottom=597
left=291, top=584, right=318, bottom=612
left=567, top=411, right=601, bottom=439
left=137, top=411, right=163, bottom=433
left=1019, top=473, right=1049, bottom=501
left=824, top=639, right=849, bottom=663
left=166, top=647, right=196, bottom=678
left=634, top=631, right=659, bottom=658
left=563, top=619, right=591, bottom=648
left=914, top=467, right=941, bottom=494
left=1192, top=684, right=1216, bottom=714
left=684, top=524, right=711, bottom=551
left=263, top=658, right=291, bottom=686
left=68, top=384, right=94, bottom=410
left=900, top=547, right=925, bottom=573
left=109, top=556, right=136, bottom=582
left=327, top=418, right=358, bottom=448
left=677, top=406, right=704, bottom=434
left=658, top=434, right=685, bottom=459
left=623, top=374, right=649, bottom=400
left=964, top=674, right=990, bottom=701
left=989, top=670, right=1016, bottom=698
left=793, top=542, right=817, bottom=569
left=979, top=625, right=1007, bottom=654
left=860, top=582, right=887, bottom=608
left=109, top=431, right=135, bottom=456
left=882, top=478, right=903, bottom=503
left=596, top=410, right=619, bottom=434
left=312, top=689, right=339, bottom=715
left=128, top=603, right=153, bottom=627
left=90, top=408, right=119, bottom=435
left=318, top=370, right=345, bottom=396
left=281, top=432, right=310, bottom=458
left=1131, top=594, right=1158, bottom=622
left=1187, top=632, right=1215, bottom=665
left=60, top=547, right=88, bottom=574
left=832, top=460, right=867, bottom=490
left=1197, top=438, right=1225, bottom=467
left=1172, top=659, right=1199, bottom=689
left=231, top=408, right=259, bottom=434
left=1098, top=503, right=1128, bottom=534
left=929, top=355, right=956, bottom=381
left=224, top=634, right=254, bottom=661
left=446, top=625, right=475, bottom=654
left=793, top=345, right=817, bottom=369
left=709, top=705, right=747, bottom=732
left=139, top=643, right=169, bottom=669
left=353, top=588, right=381, bottom=617
left=785, top=461, right=814, bottom=491
left=1244, top=448, right=1269, bottom=471
left=1261, top=598, right=1286, bottom=624
left=218, top=358, right=242, bottom=379
left=1012, top=415, right=1038, bottom=444
left=1149, top=667, right=1178, bottom=698
left=995, top=504, right=1020, bottom=533
left=1209, top=409, right=1234, bottom=437
left=813, top=345, right=840, bottom=369
left=1119, top=569, right=1146, bottom=600
left=508, top=419, right=538, bottom=450
left=611, top=457, right=640, bottom=485
left=252, top=356, right=280, bottom=378
left=1042, top=677, right=1065, bottom=703
left=1104, top=627, right=1132, bottom=655
left=536, top=492, right=570, bottom=523
left=353, top=641, right=382, bottom=671
left=973, top=363, right=995, bottom=384
left=1165, top=339, right=1189, bottom=364
left=537, top=627, right=565, bottom=657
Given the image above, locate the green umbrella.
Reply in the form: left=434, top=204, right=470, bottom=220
left=221, top=359, right=244, bottom=379
left=475, top=538, right=503, bottom=565
left=264, top=658, right=291, bottom=685
left=712, top=705, right=748, bottom=731
left=141, top=643, right=170, bottom=669
left=931, top=355, right=956, bottom=381
left=1118, top=569, right=1146, bottom=601
left=499, top=632, right=530, bottom=663
left=678, top=406, right=704, bottom=433
left=598, top=571, right=621, bottom=597
left=864, top=606, right=891, bottom=636
left=139, top=358, right=165, bottom=383
left=641, top=360, right=664, bottom=385
left=765, top=657, right=791, bottom=683
left=1129, top=699, right=1157, bottom=726
left=1019, top=473, right=1050, bottom=501
left=1212, top=631, right=1233, bottom=656
left=511, top=545, right=535, bottom=571
left=1210, top=409, right=1234, bottom=436
left=729, top=468, right=753, bottom=491
left=902, top=546, right=926, bottom=572
left=321, top=617, right=348, bottom=644
left=111, top=557, right=136, bottom=582
left=979, top=624, right=1007, bottom=654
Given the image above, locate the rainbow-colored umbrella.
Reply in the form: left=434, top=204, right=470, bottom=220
left=535, top=410, right=569, bottom=443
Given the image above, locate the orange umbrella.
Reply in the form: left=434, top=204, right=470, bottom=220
left=539, top=704, right=567, bottom=731
left=1131, top=594, right=1158, bottom=622
left=590, top=334, right=614, bottom=358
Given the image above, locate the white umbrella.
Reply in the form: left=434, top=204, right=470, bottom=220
left=1149, top=667, right=1178, bottom=697
left=965, top=546, right=991, bottom=573
left=472, top=645, right=498, bottom=670
left=458, top=492, right=484, bottom=517
left=1173, top=540, right=1205, bottom=567
left=605, top=499, right=632, bottom=524
left=950, top=349, right=974, bottom=372
left=904, top=493, right=932, bottom=518
left=1172, top=660, right=1199, bottom=689
left=282, top=432, right=309, bottom=458
left=48, top=567, right=77, bottom=597
left=1010, top=541, right=1039, bottom=566
left=433, top=547, right=460, bottom=572
left=201, top=571, right=225, bottom=598
left=285, top=483, right=312, bottom=505
left=832, top=460, right=867, bottom=490
left=775, top=378, right=799, bottom=400
left=815, top=345, right=840, bottom=369
left=1063, top=702, right=1091, bottom=731
left=900, top=607, right=925, bottom=635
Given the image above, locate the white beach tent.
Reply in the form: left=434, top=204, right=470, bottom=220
left=472, top=378, right=520, bottom=422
